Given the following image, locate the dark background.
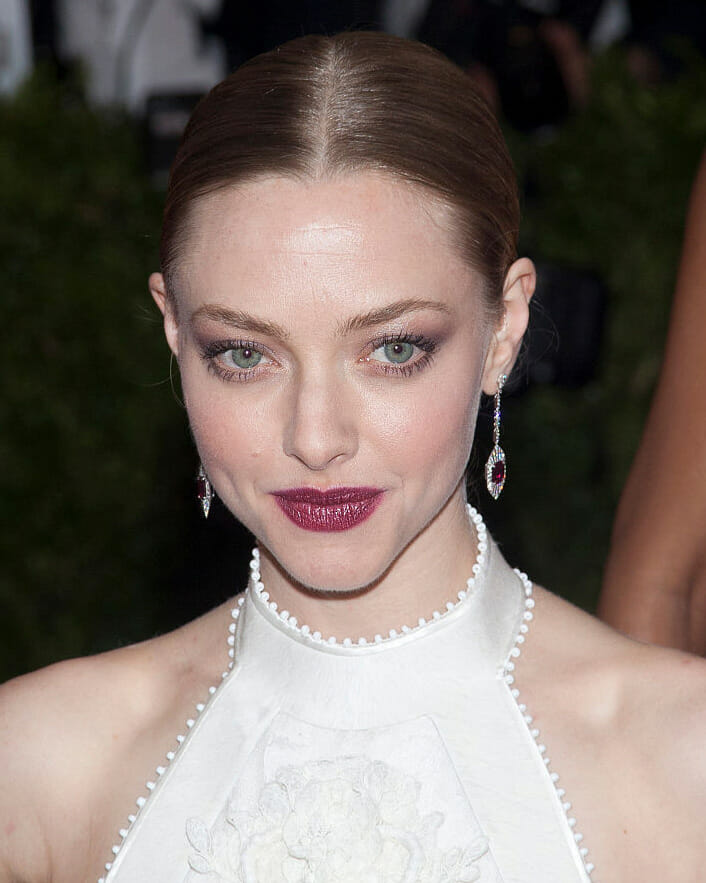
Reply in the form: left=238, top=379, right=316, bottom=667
left=2, top=0, right=705, bottom=682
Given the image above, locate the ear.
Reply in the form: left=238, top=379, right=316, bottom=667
left=481, top=257, right=535, bottom=395
left=149, top=272, right=180, bottom=358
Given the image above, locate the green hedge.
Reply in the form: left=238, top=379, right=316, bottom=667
left=480, top=51, right=706, bottom=609
left=1, top=55, right=705, bottom=681
left=0, top=69, right=185, bottom=679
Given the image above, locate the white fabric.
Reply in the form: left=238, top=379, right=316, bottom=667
left=103, top=537, right=592, bottom=882
left=57, top=0, right=225, bottom=111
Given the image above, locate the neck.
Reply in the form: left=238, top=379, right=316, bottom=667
left=254, top=487, right=481, bottom=643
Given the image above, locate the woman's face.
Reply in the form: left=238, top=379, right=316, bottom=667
left=154, top=173, right=504, bottom=592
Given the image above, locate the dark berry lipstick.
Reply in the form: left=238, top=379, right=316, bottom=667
left=271, top=486, right=384, bottom=532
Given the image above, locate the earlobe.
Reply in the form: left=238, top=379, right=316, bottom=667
left=480, top=257, right=535, bottom=395
left=149, top=271, right=180, bottom=357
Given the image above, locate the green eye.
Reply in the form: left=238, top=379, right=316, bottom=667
left=382, top=341, right=415, bottom=363
left=230, top=347, right=262, bottom=369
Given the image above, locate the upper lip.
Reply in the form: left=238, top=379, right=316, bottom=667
left=271, top=486, right=383, bottom=505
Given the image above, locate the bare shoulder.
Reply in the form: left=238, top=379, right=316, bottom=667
left=0, top=653, right=131, bottom=881
left=0, top=599, right=232, bottom=883
left=521, top=584, right=706, bottom=881
left=530, top=583, right=706, bottom=727
left=528, top=584, right=706, bottom=760
left=617, top=634, right=706, bottom=804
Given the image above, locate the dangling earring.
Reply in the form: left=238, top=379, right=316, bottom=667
left=196, top=462, right=214, bottom=518
left=485, top=373, right=508, bottom=500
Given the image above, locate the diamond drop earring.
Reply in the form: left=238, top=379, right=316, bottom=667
left=485, top=374, right=508, bottom=500
left=196, top=463, right=214, bottom=519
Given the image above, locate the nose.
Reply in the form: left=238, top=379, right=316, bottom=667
left=282, top=370, right=358, bottom=471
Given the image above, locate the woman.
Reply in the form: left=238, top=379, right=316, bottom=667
left=1, top=32, right=704, bottom=883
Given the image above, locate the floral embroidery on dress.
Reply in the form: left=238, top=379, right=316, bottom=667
left=186, top=756, right=489, bottom=882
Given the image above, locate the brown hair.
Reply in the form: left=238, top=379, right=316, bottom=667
left=161, top=31, right=519, bottom=316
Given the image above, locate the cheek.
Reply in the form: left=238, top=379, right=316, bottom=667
left=180, top=363, right=276, bottom=473
left=179, top=345, right=482, bottom=490
left=369, top=373, right=480, bottom=477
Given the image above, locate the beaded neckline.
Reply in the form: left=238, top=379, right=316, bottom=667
left=248, top=503, right=489, bottom=651
left=100, top=504, right=596, bottom=883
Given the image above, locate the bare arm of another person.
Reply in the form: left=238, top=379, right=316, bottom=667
left=599, top=151, right=706, bottom=653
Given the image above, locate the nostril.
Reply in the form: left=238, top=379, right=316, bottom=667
left=283, top=406, right=357, bottom=470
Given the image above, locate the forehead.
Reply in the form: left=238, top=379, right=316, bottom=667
left=178, top=173, right=482, bottom=320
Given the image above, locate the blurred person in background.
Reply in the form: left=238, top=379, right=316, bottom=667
left=624, top=0, right=706, bottom=85
left=415, top=0, right=604, bottom=132
left=600, top=151, right=706, bottom=654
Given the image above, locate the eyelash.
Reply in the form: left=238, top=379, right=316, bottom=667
left=200, top=339, right=269, bottom=383
left=199, top=332, right=438, bottom=383
left=365, top=332, right=437, bottom=377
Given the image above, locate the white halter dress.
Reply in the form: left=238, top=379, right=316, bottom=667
left=100, top=509, right=595, bottom=882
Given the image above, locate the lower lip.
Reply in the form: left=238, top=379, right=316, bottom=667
left=272, top=489, right=384, bottom=532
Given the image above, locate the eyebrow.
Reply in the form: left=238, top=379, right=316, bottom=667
left=190, top=305, right=290, bottom=340
left=339, top=299, right=452, bottom=334
left=190, top=297, right=451, bottom=340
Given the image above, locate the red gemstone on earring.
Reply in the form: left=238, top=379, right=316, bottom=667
left=197, top=475, right=209, bottom=502
left=491, top=460, right=505, bottom=485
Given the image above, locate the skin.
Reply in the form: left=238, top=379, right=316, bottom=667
left=599, top=152, right=706, bottom=654
left=154, top=173, right=530, bottom=636
left=0, top=172, right=705, bottom=882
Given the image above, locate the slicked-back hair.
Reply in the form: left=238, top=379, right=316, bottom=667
left=161, top=31, right=519, bottom=317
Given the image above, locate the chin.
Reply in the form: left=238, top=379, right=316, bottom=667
left=263, top=534, right=394, bottom=595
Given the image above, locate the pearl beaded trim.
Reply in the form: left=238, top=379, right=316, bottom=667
left=98, top=509, right=485, bottom=879
left=248, top=504, right=489, bottom=649
left=501, top=570, right=596, bottom=881
left=97, top=594, right=245, bottom=882
left=99, top=506, right=595, bottom=882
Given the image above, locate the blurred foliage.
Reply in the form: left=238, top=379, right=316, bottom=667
left=1, top=52, right=705, bottom=681
left=0, top=67, right=187, bottom=680
left=477, top=50, right=706, bottom=610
